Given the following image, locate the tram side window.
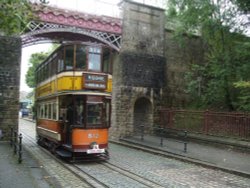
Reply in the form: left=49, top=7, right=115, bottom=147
left=51, top=57, right=57, bottom=76
left=40, top=104, right=44, bottom=119
left=57, top=51, right=64, bottom=73
left=41, top=66, right=44, bottom=81
left=44, top=63, right=48, bottom=80
left=87, top=103, right=102, bottom=124
left=45, top=104, right=48, bottom=119
left=65, top=46, right=74, bottom=70
left=58, top=59, right=64, bottom=72
left=88, top=47, right=101, bottom=72
left=48, top=103, right=52, bottom=119
left=42, top=65, right=46, bottom=81
left=76, top=45, right=87, bottom=70
left=53, top=103, right=57, bottom=120
left=37, top=105, right=40, bottom=118
left=48, top=60, right=52, bottom=77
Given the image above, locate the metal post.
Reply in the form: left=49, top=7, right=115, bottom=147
left=140, top=125, right=144, bottom=141
left=14, top=130, right=17, bottom=155
left=184, top=131, right=187, bottom=153
left=10, top=127, right=13, bottom=147
left=18, top=134, right=22, bottom=163
left=159, top=127, right=164, bottom=146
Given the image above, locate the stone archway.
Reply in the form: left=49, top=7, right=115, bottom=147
left=133, top=97, right=153, bottom=134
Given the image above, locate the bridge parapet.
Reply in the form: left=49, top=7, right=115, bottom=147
left=32, top=3, right=122, bottom=34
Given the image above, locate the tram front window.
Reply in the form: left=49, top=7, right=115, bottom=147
left=59, top=96, right=108, bottom=128
left=87, top=103, right=102, bottom=125
left=75, top=97, right=84, bottom=125
left=88, top=47, right=101, bottom=71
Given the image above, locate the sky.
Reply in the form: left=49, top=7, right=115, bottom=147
left=20, top=0, right=165, bottom=92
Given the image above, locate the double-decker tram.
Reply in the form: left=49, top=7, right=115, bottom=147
left=35, top=42, right=113, bottom=161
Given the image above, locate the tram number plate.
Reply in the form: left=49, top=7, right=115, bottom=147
left=87, top=148, right=105, bottom=154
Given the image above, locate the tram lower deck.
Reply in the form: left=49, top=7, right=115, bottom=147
left=36, top=94, right=111, bottom=160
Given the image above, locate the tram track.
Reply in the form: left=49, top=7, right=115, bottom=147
left=99, top=161, right=165, bottom=188
left=74, top=161, right=165, bottom=188
left=22, top=130, right=164, bottom=188
left=21, top=131, right=100, bottom=188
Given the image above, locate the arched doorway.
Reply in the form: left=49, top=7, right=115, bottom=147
left=133, top=97, right=153, bottom=134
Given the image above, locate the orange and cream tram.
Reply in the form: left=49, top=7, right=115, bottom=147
left=35, top=42, right=113, bottom=160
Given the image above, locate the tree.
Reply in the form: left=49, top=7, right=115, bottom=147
left=0, top=0, right=32, bottom=35
left=167, top=0, right=250, bottom=111
left=25, top=43, right=59, bottom=88
left=0, top=0, right=48, bottom=35
left=25, top=52, right=48, bottom=88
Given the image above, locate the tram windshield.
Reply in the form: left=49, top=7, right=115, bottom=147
left=87, top=103, right=102, bottom=124
left=58, top=95, right=110, bottom=128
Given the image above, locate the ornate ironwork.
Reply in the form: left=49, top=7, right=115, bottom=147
left=21, top=21, right=121, bottom=51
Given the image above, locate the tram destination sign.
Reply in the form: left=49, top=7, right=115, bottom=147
left=83, top=73, right=107, bottom=90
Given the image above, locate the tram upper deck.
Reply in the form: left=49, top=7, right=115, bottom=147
left=35, top=43, right=114, bottom=99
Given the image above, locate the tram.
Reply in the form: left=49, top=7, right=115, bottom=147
left=35, top=42, right=113, bottom=160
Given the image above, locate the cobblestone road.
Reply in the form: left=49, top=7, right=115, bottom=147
left=19, top=119, right=91, bottom=188
left=108, top=144, right=250, bottom=187
left=19, top=119, right=250, bottom=188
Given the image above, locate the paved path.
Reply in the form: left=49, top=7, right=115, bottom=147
left=0, top=142, right=54, bottom=188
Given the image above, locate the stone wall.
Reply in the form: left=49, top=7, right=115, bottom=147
left=110, top=0, right=166, bottom=139
left=121, top=0, right=165, bottom=57
left=0, top=36, right=21, bottom=141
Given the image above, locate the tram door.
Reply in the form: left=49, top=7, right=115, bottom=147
left=61, top=95, right=85, bottom=145
left=59, top=95, right=73, bottom=145
left=66, top=103, right=73, bottom=145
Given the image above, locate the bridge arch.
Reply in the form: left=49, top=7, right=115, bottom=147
left=21, top=22, right=121, bottom=51
left=20, top=4, right=122, bottom=50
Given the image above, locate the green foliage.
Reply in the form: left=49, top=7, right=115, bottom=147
left=25, top=52, right=48, bottom=88
left=0, top=0, right=33, bottom=35
left=25, top=44, right=58, bottom=88
left=0, top=0, right=49, bottom=35
left=167, top=0, right=250, bottom=111
left=233, top=81, right=250, bottom=111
